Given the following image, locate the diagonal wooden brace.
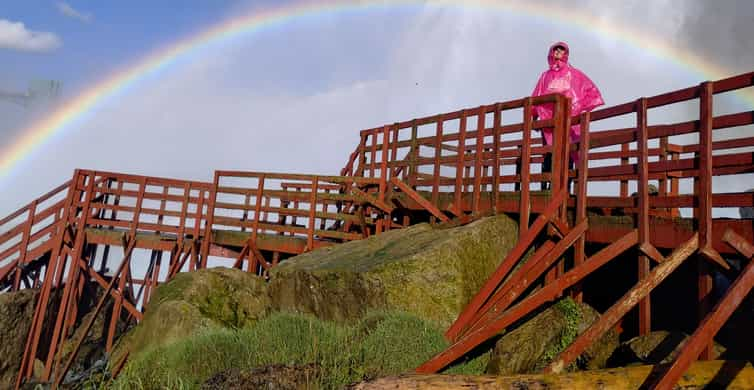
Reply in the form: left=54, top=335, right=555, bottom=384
left=445, top=190, right=567, bottom=341
left=544, top=233, right=699, bottom=374
left=700, top=245, right=730, bottom=270
left=651, top=229, right=754, bottom=389
left=390, top=178, right=449, bottom=222
left=723, top=228, right=754, bottom=258
left=351, top=187, right=394, bottom=214
left=416, top=230, right=638, bottom=374
left=639, top=242, right=666, bottom=264
left=463, top=220, right=588, bottom=339
left=53, top=251, right=131, bottom=389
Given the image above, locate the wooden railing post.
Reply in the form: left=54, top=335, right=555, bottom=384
left=379, top=125, right=390, bottom=203
left=472, top=106, right=485, bottom=214
left=492, top=104, right=502, bottom=213
left=13, top=200, right=37, bottom=291
left=573, top=111, right=591, bottom=301
left=454, top=110, right=468, bottom=215
left=636, top=97, right=651, bottom=336
left=431, top=116, right=443, bottom=222
left=408, top=120, right=418, bottom=186
left=519, top=98, right=533, bottom=238
left=697, top=81, right=715, bottom=360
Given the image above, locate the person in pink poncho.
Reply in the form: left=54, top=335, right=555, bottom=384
left=531, top=42, right=604, bottom=188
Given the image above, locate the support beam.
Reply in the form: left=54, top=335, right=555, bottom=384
left=52, top=250, right=131, bottom=389
left=464, top=220, right=588, bottom=337
left=416, top=230, right=638, bottom=374
left=445, top=190, right=567, bottom=341
left=390, top=178, right=448, bottom=222
left=545, top=234, right=699, bottom=374
left=652, top=229, right=754, bottom=389
left=636, top=97, right=651, bottom=336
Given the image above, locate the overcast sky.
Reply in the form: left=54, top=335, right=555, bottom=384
left=1, top=0, right=753, bottom=217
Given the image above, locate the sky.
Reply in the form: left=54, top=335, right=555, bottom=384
left=1, top=0, right=753, bottom=218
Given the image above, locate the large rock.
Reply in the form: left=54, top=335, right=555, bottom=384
left=486, top=298, right=619, bottom=375
left=112, top=267, right=270, bottom=364
left=607, top=330, right=725, bottom=367
left=0, top=289, right=38, bottom=388
left=268, top=214, right=519, bottom=327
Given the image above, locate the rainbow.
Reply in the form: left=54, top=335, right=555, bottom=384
left=2, top=0, right=751, bottom=182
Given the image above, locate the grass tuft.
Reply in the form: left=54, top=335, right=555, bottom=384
left=113, top=311, right=488, bottom=389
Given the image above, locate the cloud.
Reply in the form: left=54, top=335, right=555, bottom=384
left=57, top=2, right=93, bottom=23
left=0, top=19, right=61, bottom=52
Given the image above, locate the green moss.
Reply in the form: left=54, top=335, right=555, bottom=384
left=269, top=214, right=518, bottom=328
left=540, top=298, right=582, bottom=367
left=111, top=268, right=270, bottom=368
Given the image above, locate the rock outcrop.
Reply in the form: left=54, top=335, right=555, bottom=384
left=112, top=267, right=269, bottom=364
left=607, top=330, right=725, bottom=367
left=269, top=214, right=519, bottom=328
left=0, top=289, right=38, bottom=388
left=486, top=298, right=619, bottom=375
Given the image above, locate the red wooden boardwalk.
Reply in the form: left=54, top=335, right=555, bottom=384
left=1, top=71, right=753, bottom=389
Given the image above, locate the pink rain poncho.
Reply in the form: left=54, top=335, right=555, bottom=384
left=531, top=42, right=604, bottom=160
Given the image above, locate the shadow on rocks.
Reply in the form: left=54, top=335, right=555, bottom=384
left=202, top=363, right=321, bottom=390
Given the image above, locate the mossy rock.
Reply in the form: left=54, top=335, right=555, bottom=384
left=268, top=214, right=519, bottom=328
left=607, top=330, right=725, bottom=367
left=112, top=267, right=270, bottom=365
left=486, top=298, right=619, bottom=375
left=0, top=289, right=38, bottom=388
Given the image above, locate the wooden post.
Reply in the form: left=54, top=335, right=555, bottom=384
left=519, top=99, right=532, bottom=237
left=307, top=177, right=319, bottom=251
left=472, top=106, right=485, bottom=214
left=493, top=104, right=502, bottom=213
left=380, top=125, right=390, bottom=202
left=455, top=110, right=468, bottom=215
left=637, top=97, right=651, bottom=336
left=573, top=112, right=591, bottom=301
left=697, top=82, right=714, bottom=360
left=432, top=117, right=443, bottom=221
left=408, top=120, right=418, bottom=186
